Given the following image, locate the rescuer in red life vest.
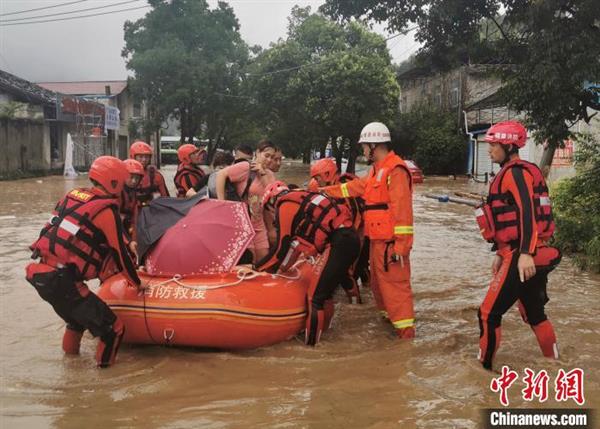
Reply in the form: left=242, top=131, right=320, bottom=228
left=25, top=156, right=141, bottom=368
left=308, top=158, right=364, bottom=304
left=475, top=120, right=562, bottom=370
left=257, top=182, right=360, bottom=346
left=174, top=144, right=207, bottom=198
left=130, top=140, right=169, bottom=206
left=319, top=122, right=416, bottom=339
left=121, top=159, right=144, bottom=239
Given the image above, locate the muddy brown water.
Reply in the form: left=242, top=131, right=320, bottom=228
left=1, top=162, right=598, bottom=428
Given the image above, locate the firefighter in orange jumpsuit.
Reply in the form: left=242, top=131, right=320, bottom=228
left=26, top=156, right=141, bottom=368
left=309, top=158, right=363, bottom=303
left=257, top=182, right=359, bottom=345
left=121, top=159, right=144, bottom=238
left=475, top=120, right=561, bottom=370
left=320, top=122, right=415, bottom=339
left=174, top=144, right=206, bottom=198
left=130, top=140, right=169, bottom=207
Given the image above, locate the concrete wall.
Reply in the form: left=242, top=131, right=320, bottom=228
left=464, top=70, right=507, bottom=127
left=0, top=118, right=50, bottom=179
left=399, top=68, right=464, bottom=115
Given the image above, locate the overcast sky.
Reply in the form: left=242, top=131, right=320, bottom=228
left=0, top=0, right=420, bottom=82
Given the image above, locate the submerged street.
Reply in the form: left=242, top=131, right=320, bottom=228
left=0, top=162, right=598, bottom=428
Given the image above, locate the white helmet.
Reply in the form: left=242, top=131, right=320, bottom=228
left=358, top=122, right=391, bottom=144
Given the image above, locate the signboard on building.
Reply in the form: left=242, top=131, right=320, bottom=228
left=552, top=139, right=574, bottom=167
left=105, top=106, right=120, bottom=131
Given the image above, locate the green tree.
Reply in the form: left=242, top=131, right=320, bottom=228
left=122, top=0, right=251, bottom=158
left=321, top=0, right=600, bottom=173
left=551, top=134, right=600, bottom=272
left=394, top=104, right=467, bottom=175
left=248, top=7, right=399, bottom=171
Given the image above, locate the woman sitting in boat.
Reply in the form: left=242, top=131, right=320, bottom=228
left=213, top=140, right=277, bottom=263
left=256, top=182, right=360, bottom=346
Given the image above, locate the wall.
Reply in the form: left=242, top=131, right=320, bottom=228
left=399, top=68, right=464, bottom=116
left=0, top=118, right=50, bottom=179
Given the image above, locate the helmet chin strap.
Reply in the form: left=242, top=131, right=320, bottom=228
left=499, top=144, right=516, bottom=166
left=367, top=144, right=376, bottom=165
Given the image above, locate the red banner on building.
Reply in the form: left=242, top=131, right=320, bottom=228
left=552, top=140, right=574, bottom=167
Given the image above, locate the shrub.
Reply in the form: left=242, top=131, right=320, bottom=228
left=394, top=104, right=467, bottom=175
left=551, top=133, right=600, bottom=272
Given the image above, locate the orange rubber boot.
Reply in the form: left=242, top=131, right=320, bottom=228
left=96, top=319, right=125, bottom=368
left=532, top=320, right=559, bottom=359
left=62, top=325, right=84, bottom=355
left=396, top=327, right=415, bottom=339
left=305, top=308, right=325, bottom=346
left=323, top=300, right=335, bottom=332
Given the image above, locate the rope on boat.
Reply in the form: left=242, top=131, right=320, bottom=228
left=143, top=259, right=307, bottom=292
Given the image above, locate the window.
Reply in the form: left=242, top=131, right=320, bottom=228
left=133, top=102, right=142, bottom=118
left=451, top=87, right=460, bottom=107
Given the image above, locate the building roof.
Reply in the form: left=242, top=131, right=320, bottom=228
left=36, top=80, right=127, bottom=96
left=465, top=88, right=505, bottom=111
left=397, top=66, right=433, bottom=81
left=0, top=69, right=56, bottom=105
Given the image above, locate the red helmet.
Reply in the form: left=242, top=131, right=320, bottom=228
left=484, top=121, right=527, bottom=148
left=89, top=156, right=128, bottom=195
left=177, top=144, right=201, bottom=163
left=262, top=181, right=289, bottom=208
left=310, top=158, right=338, bottom=183
left=123, top=159, right=144, bottom=176
left=129, top=140, right=153, bottom=159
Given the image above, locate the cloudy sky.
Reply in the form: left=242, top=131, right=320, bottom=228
left=0, top=0, right=420, bottom=82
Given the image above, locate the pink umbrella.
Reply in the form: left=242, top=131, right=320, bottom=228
left=145, top=199, right=255, bottom=276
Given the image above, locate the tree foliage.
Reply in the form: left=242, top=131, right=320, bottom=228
left=122, top=0, right=251, bottom=156
left=321, top=0, right=600, bottom=154
left=551, top=134, right=600, bottom=272
left=248, top=7, right=399, bottom=170
left=394, top=104, right=467, bottom=175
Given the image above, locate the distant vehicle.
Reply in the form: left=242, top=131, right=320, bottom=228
left=405, top=160, right=424, bottom=183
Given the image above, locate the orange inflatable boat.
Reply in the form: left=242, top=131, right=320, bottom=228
left=97, top=262, right=315, bottom=349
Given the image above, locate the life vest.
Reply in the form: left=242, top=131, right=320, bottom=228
left=333, top=196, right=363, bottom=230
left=174, top=163, right=206, bottom=197
left=279, top=190, right=352, bottom=253
left=137, top=165, right=160, bottom=205
left=338, top=174, right=364, bottom=230
left=120, top=185, right=137, bottom=235
left=362, top=152, right=412, bottom=240
left=30, top=188, right=118, bottom=280
left=257, top=191, right=352, bottom=272
left=476, top=159, right=554, bottom=245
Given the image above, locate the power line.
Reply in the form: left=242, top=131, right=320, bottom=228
left=0, top=0, right=88, bottom=17
left=0, top=4, right=150, bottom=26
left=395, top=41, right=421, bottom=60
left=385, top=25, right=418, bottom=41
left=1, top=0, right=143, bottom=23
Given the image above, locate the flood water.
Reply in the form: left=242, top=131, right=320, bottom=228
left=1, top=161, right=598, bottom=428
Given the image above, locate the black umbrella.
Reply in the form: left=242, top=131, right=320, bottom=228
left=136, top=189, right=208, bottom=258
